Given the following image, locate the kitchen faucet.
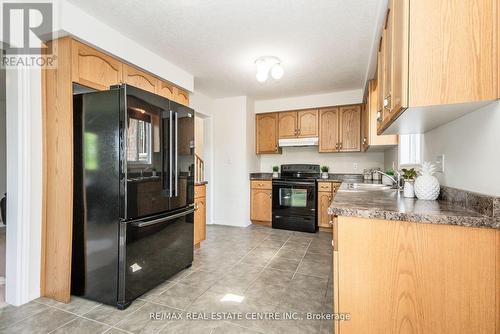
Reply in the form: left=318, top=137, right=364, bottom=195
left=374, top=170, right=402, bottom=189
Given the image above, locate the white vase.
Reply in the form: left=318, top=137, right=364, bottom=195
left=321, top=172, right=329, bottom=179
left=414, top=175, right=440, bottom=200
left=403, top=180, right=415, bottom=198
left=272, top=172, right=279, bottom=178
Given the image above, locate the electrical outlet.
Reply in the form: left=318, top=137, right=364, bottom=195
left=435, top=155, right=445, bottom=173
left=353, top=163, right=358, bottom=170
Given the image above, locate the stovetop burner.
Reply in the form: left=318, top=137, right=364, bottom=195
left=278, top=164, right=321, bottom=180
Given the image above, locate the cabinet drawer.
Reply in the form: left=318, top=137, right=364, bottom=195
left=317, top=182, right=333, bottom=192
left=251, top=180, right=272, bottom=190
left=194, top=184, right=206, bottom=199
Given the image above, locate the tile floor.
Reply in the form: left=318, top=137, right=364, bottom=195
left=0, top=224, right=334, bottom=334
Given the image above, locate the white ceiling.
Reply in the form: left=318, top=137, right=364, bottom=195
left=67, top=0, right=385, bottom=99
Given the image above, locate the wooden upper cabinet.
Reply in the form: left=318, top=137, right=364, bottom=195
left=377, top=0, right=498, bottom=134
left=71, top=40, right=123, bottom=91
left=409, top=0, right=497, bottom=106
left=256, top=113, right=279, bottom=154
left=122, top=64, right=158, bottom=94
left=278, top=111, right=298, bottom=138
left=367, top=80, right=398, bottom=147
left=157, top=80, right=175, bottom=100
left=319, top=107, right=339, bottom=152
left=173, top=87, right=190, bottom=106
left=339, top=106, right=361, bottom=152
left=376, top=46, right=384, bottom=122
left=297, top=109, right=318, bottom=137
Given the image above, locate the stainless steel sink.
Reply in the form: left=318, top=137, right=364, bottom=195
left=338, top=183, right=392, bottom=193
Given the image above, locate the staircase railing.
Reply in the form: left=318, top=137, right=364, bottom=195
left=195, top=153, right=204, bottom=184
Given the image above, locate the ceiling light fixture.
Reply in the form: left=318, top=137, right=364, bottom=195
left=255, top=56, right=284, bottom=83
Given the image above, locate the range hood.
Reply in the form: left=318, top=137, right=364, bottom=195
left=278, top=137, right=319, bottom=147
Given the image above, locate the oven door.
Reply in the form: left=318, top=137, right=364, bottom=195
left=272, top=180, right=317, bottom=233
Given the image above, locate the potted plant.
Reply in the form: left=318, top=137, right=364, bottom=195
left=382, top=169, right=394, bottom=185
left=272, top=166, right=279, bottom=178
left=320, top=166, right=329, bottom=179
left=401, top=168, right=417, bottom=198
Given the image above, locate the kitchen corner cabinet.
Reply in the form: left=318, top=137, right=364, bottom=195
left=256, top=113, right=280, bottom=154
left=71, top=40, right=123, bottom=91
left=377, top=0, right=498, bottom=134
left=319, top=105, right=361, bottom=152
left=194, top=184, right=206, bottom=247
left=250, top=180, right=272, bottom=223
left=332, top=216, right=500, bottom=334
left=278, top=109, right=318, bottom=138
left=317, top=182, right=341, bottom=228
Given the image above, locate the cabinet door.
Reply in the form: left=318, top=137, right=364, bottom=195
left=173, top=87, right=190, bottom=106
left=361, top=102, right=369, bottom=151
left=382, top=8, right=392, bottom=124
left=194, top=197, right=206, bottom=245
left=376, top=47, right=384, bottom=128
left=318, top=191, right=333, bottom=228
left=318, top=107, right=339, bottom=153
left=71, top=40, right=123, bottom=91
left=390, top=0, right=409, bottom=116
left=278, top=111, right=298, bottom=138
left=297, top=109, right=318, bottom=137
left=256, top=113, right=279, bottom=154
left=157, top=80, right=175, bottom=100
left=339, top=106, right=361, bottom=152
left=250, top=189, right=272, bottom=222
left=122, top=64, right=157, bottom=94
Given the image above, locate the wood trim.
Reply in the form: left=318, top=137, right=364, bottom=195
left=42, top=37, right=74, bottom=303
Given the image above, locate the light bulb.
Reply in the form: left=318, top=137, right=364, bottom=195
left=256, top=70, right=268, bottom=83
left=271, top=64, right=284, bottom=80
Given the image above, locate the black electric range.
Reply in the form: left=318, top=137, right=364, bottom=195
left=272, top=164, right=320, bottom=233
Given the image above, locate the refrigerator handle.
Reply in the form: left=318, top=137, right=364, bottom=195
left=169, top=110, right=173, bottom=197
left=175, top=112, right=178, bottom=197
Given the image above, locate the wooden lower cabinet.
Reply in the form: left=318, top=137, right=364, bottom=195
left=194, top=184, right=206, bottom=247
left=250, top=180, right=272, bottom=223
left=333, top=216, right=500, bottom=334
left=317, top=182, right=341, bottom=228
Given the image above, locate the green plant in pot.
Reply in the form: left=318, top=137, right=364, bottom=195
left=321, top=166, right=329, bottom=179
left=272, top=166, right=279, bottom=178
left=401, top=168, right=417, bottom=198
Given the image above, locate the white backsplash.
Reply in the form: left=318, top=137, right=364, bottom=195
left=259, top=146, right=384, bottom=173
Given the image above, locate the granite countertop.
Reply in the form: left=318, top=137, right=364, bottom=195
left=195, top=181, right=208, bottom=186
left=329, top=183, right=500, bottom=229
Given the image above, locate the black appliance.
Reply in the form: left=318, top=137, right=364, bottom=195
left=72, top=84, right=195, bottom=309
left=272, top=164, right=320, bottom=233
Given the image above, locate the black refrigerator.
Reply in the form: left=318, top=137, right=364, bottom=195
left=72, top=84, right=195, bottom=309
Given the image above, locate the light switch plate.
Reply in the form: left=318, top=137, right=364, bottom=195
left=435, top=155, right=445, bottom=173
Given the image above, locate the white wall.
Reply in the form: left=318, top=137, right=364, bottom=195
left=254, top=89, right=364, bottom=113
left=212, top=96, right=258, bottom=227
left=423, top=101, right=500, bottom=196
left=260, top=147, right=384, bottom=173
left=384, top=146, right=398, bottom=170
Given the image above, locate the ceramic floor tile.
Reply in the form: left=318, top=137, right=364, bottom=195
left=296, top=259, right=331, bottom=279
left=114, top=302, right=178, bottom=334
left=83, top=299, right=146, bottom=326
left=35, top=296, right=100, bottom=316
left=153, top=283, right=208, bottom=310
left=51, top=316, right=111, bottom=334
left=0, top=307, right=75, bottom=334
left=0, top=301, right=49, bottom=329
left=268, top=257, right=301, bottom=272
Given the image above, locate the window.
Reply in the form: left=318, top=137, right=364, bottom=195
left=399, top=134, right=423, bottom=166
left=127, top=118, right=152, bottom=164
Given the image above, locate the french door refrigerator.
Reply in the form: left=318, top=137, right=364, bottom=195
left=72, top=84, right=195, bottom=309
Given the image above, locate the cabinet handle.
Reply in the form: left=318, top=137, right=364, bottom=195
left=339, top=143, right=343, bottom=150
left=383, top=94, right=392, bottom=110
left=328, top=195, right=332, bottom=200
left=268, top=193, right=272, bottom=198
left=335, top=143, right=339, bottom=149
left=298, top=128, right=301, bottom=135
left=376, top=111, right=382, bottom=122
left=331, top=239, right=335, bottom=248
left=363, top=137, right=367, bottom=144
